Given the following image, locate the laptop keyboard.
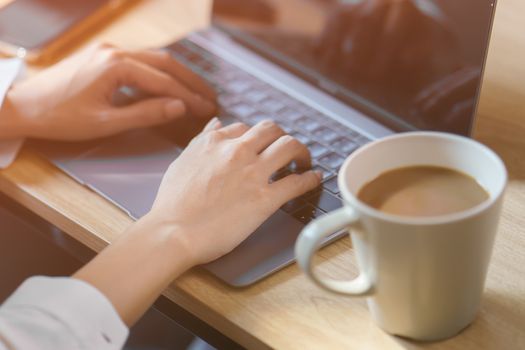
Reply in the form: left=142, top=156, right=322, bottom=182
left=167, top=39, right=371, bottom=224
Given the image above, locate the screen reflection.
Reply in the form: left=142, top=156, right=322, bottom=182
left=213, top=0, right=495, bottom=135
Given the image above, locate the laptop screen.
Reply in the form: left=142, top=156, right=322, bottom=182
left=212, top=0, right=496, bottom=135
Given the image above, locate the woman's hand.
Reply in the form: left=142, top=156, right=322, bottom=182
left=148, top=118, right=322, bottom=265
left=74, top=119, right=320, bottom=325
left=0, top=44, right=217, bottom=141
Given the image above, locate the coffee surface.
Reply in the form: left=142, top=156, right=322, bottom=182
left=357, top=166, right=489, bottom=217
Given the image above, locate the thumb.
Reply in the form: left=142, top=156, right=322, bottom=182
left=103, top=98, right=186, bottom=133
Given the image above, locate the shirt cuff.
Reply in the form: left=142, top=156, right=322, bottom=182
left=2, top=276, right=129, bottom=350
left=0, top=58, right=25, bottom=169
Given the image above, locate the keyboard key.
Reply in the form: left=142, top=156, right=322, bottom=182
left=308, top=142, right=329, bottom=159
left=168, top=50, right=187, bottom=63
left=312, top=127, right=339, bottom=143
left=355, top=135, right=371, bottom=145
left=206, top=56, right=221, bottom=66
left=281, top=197, right=306, bottom=213
left=168, top=43, right=191, bottom=56
left=218, top=94, right=241, bottom=107
left=186, top=54, right=208, bottom=66
left=248, top=113, right=272, bottom=125
left=293, top=104, right=313, bottom=113
left=290, top=132, right=311, bottom=145
left=324, top=176, right=340, bottom=194
left=319, top=152, right=346, bottom=170
left=218, top=71, right=241, bottom=83
left=280, top=124, right=293, bottom=133
left=244, top=90, right=268, bottom=103
left=191, top=66, right=207, bottom=77
left=277, top=108, right=303, bottom=122
left=179, top=39, right=201, bottom=52
left=292, top=204, right=325, bottom=224
left=330, top=137, right=359, bottom=155
left=260, top=99, right=286, bottom=114
left=326, top=119, right=361, bottom=139
left=306, top=190, right=343, bottom=213
left=306, top=112, right=328, bottom=123
left=225, top=81, right=252, bottom=94
left=312, top=165, right=333, bottom=180
left=342, top=128, right=361, bottom=139
left=218, top=113, right=239, bottom=126
left=199, top=61, right=216, bottom=73
left=296, top=116, right=322, bottom=133
left=230, top=104, right=256, bottom=118
left=213, top=85, right=225, bottom=95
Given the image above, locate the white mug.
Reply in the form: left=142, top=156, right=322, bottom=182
left=295, top=132, right=507, bottom=341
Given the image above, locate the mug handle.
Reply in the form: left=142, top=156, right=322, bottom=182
left=295, top=206, right=374, bottom=296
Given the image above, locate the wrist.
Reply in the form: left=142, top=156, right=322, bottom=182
left=73, top=213, right=198, bottom=326
left=135, top=213, right=199, bottom=274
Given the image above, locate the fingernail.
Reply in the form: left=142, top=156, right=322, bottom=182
left=207, top=117, right=221, bottom=130
left=165, top=100, right=186, bottom=118
left=314, top=170, right=323, bottom=180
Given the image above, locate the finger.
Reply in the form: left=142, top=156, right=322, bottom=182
left=100, top=98, right=186, bottom=134
left=259, top=135, right=311, bottom=172
left=239, top=120, right=285, bottom=153
left=129, top=49, right=217, bottom=102
left=202, top=117, right=222, bottom=133
left=270, top=171, right=322, bottom=205
left=190, top=117, right=222, bottom=145
left=110, top=58, right=215, bottom=118
left=216, top=122, right=250, bottom=138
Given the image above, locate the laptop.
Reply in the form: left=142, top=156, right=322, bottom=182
left=40, top=0, right=497, bottom=286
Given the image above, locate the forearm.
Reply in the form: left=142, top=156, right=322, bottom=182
left=73, top=214, right=193, bottom=326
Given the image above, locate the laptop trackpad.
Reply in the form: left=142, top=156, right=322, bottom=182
left=205, top=210, right=305, bottom=287
left=54, top=130, right=182, bottom=219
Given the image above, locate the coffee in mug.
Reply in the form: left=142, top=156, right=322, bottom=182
left=357, top=165, right=489, bottom=217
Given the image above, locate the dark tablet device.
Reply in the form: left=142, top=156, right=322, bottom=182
left=0, top=0, right=129, bottom=63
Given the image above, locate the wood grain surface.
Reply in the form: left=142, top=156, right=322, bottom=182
left=0, top=0, right=523, bottom=349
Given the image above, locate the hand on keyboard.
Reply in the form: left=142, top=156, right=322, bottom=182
left=4, top=44, right=218, bottom=142
left=148, top=118, right=322, bottom=265
left=168, top=39, right=371, bottom=224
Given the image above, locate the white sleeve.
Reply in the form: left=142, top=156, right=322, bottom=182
left=0, top=58, right=25, bottom=169
left=0, top=276, right=129, bottom=350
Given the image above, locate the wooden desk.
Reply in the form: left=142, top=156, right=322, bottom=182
left=1, top=0, right=524, bottom=349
